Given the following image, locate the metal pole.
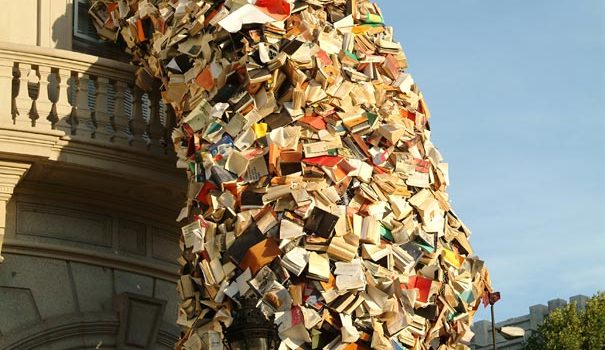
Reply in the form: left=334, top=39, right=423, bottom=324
left=491, top=303, right=497, bottom=350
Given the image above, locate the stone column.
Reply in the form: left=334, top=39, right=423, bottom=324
left=570, top=295, right=589, bottom=311
left=529, top=304, right=548, bottom=331
left=0, top=161, right=31, bottom=263
left=548, top=298, right=567, bottom=312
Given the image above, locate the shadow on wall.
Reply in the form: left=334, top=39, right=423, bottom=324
left=51, top=1, right=71, bottom=51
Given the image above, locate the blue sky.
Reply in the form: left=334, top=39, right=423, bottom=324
left=380, top=0, right=605, bottom=321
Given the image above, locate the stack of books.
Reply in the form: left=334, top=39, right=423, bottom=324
left=90, top=0, right=493, bottom=349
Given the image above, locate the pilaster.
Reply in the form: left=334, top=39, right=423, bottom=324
left=0, top=161, right=31, bottom=263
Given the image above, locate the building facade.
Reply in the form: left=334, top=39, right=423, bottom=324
left=470, top=295, right=589, bottom=350
left=0, top=1, right=185, bottom=349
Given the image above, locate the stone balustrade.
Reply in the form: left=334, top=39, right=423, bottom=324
left=0, top=42, right=174, bottom=156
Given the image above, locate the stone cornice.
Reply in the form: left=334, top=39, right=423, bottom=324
left=0, top=41, right=136, bottom=83
left=3, top=239, right=179, bottom=282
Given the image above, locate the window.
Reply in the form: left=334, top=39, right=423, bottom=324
left=72, top=0, right=129, bottom=61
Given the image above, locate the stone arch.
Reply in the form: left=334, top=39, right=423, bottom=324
left=0, top=312, right=119, bottom=350
left=0, top=311, right=177, bottom=350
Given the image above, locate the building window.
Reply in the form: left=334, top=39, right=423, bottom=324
left=72, top=0, right=129, bottom=61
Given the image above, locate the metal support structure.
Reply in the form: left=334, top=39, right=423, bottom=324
left=491, top=303, right=497, bottom=350
left=224, top=296, right=279, bottom=350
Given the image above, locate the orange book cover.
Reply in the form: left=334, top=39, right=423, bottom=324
left=344, top=343, right=370, bottom=350
left=239, top=238, right=281, bottom=275
left=135, top=19, right=146, bottom=42
left=330, top=164, right=348, bottom=183
left=298, top=115, right=327, bottom=131
left=268, top=145, right=279, bottom=175
left=319, top=272, right=336, bottom=291
left=400, top=108, right=416, bottom=122
left=195, top=67, right=215, bottom=91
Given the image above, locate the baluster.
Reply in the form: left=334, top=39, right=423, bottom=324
left=141, top=92, right=151, bottom=147
left=74, top=72, right=92, bottom=137
left=130, top=87, right=147, bottom=148
left=94, top=76, right=110, bottom=141
left=67, top=72, right=79, bottom=134
left=86, top=76, right=98, bottom=138
left=122, top=84, right=135, bottom=144
left=35, top=65, right=54, bottom=129
left=54, top=67, right=73, bottom=134
left=11, top=66, right=18, bottom=117
left=14, top=63, right=33, bottom=127
left=0, top=58, right=13, bottom=126
left=147, top=90, right=166, bottom=154
left=158, top=100, right=171, bottom=152
left=164, top=103, right=177, bottom=154
left=113, top=81, right=130, bottom=145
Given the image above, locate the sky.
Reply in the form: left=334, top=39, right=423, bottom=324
left=380, top=0, right=605, bottom=322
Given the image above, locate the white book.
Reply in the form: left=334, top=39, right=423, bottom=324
left=280, top=219, right=305, bottom=240
left=282, top=247, right=310, bottom=276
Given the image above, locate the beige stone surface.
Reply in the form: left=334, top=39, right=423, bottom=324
left=0, top=0, right=38, bottom=46
left=0, top=0, right=72, bottom=50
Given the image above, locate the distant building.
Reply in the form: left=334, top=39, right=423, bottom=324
left=471, top=295, right=589, bottom=350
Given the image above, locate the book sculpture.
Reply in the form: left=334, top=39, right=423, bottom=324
left=90, top=0, right=493, bottom=349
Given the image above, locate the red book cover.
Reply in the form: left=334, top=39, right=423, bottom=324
left=195, top=181, right=217, bottom=206
left=406, top=275, right=433, bottom=303
left=303, top=156, right=343, bottom=167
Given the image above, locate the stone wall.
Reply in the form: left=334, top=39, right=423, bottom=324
left=0, top=168, right=183, bottom=350
left=0, top=0, right=73, bottom=50
left=0, top=1, right=186, bottom=347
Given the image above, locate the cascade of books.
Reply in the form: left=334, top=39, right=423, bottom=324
left=90, top=1, right=493, bottom=349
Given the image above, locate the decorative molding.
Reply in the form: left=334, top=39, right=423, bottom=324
left=0, top=161, right=31, bottom=263
left=0, top=311, right=177, bottom=350
left=0, top=42, right=136, bottom=83
left=2, top=240, right=179, bottom=282
left=0, top=161, right=31, bottom=197
left=0, top=129, right=63, bottom=159
left=15, top=201, right=113, bottom=248
left=0, top=312, right=119, bottom=350
left=0, top=128, right=180, bottom=183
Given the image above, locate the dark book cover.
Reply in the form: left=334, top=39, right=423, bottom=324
left=226, top=224, right=264, bottom=266
left=304, top=207, right=339, bottom=238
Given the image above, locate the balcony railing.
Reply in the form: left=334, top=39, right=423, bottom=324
left=0, top=42, right=175, bottom=157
